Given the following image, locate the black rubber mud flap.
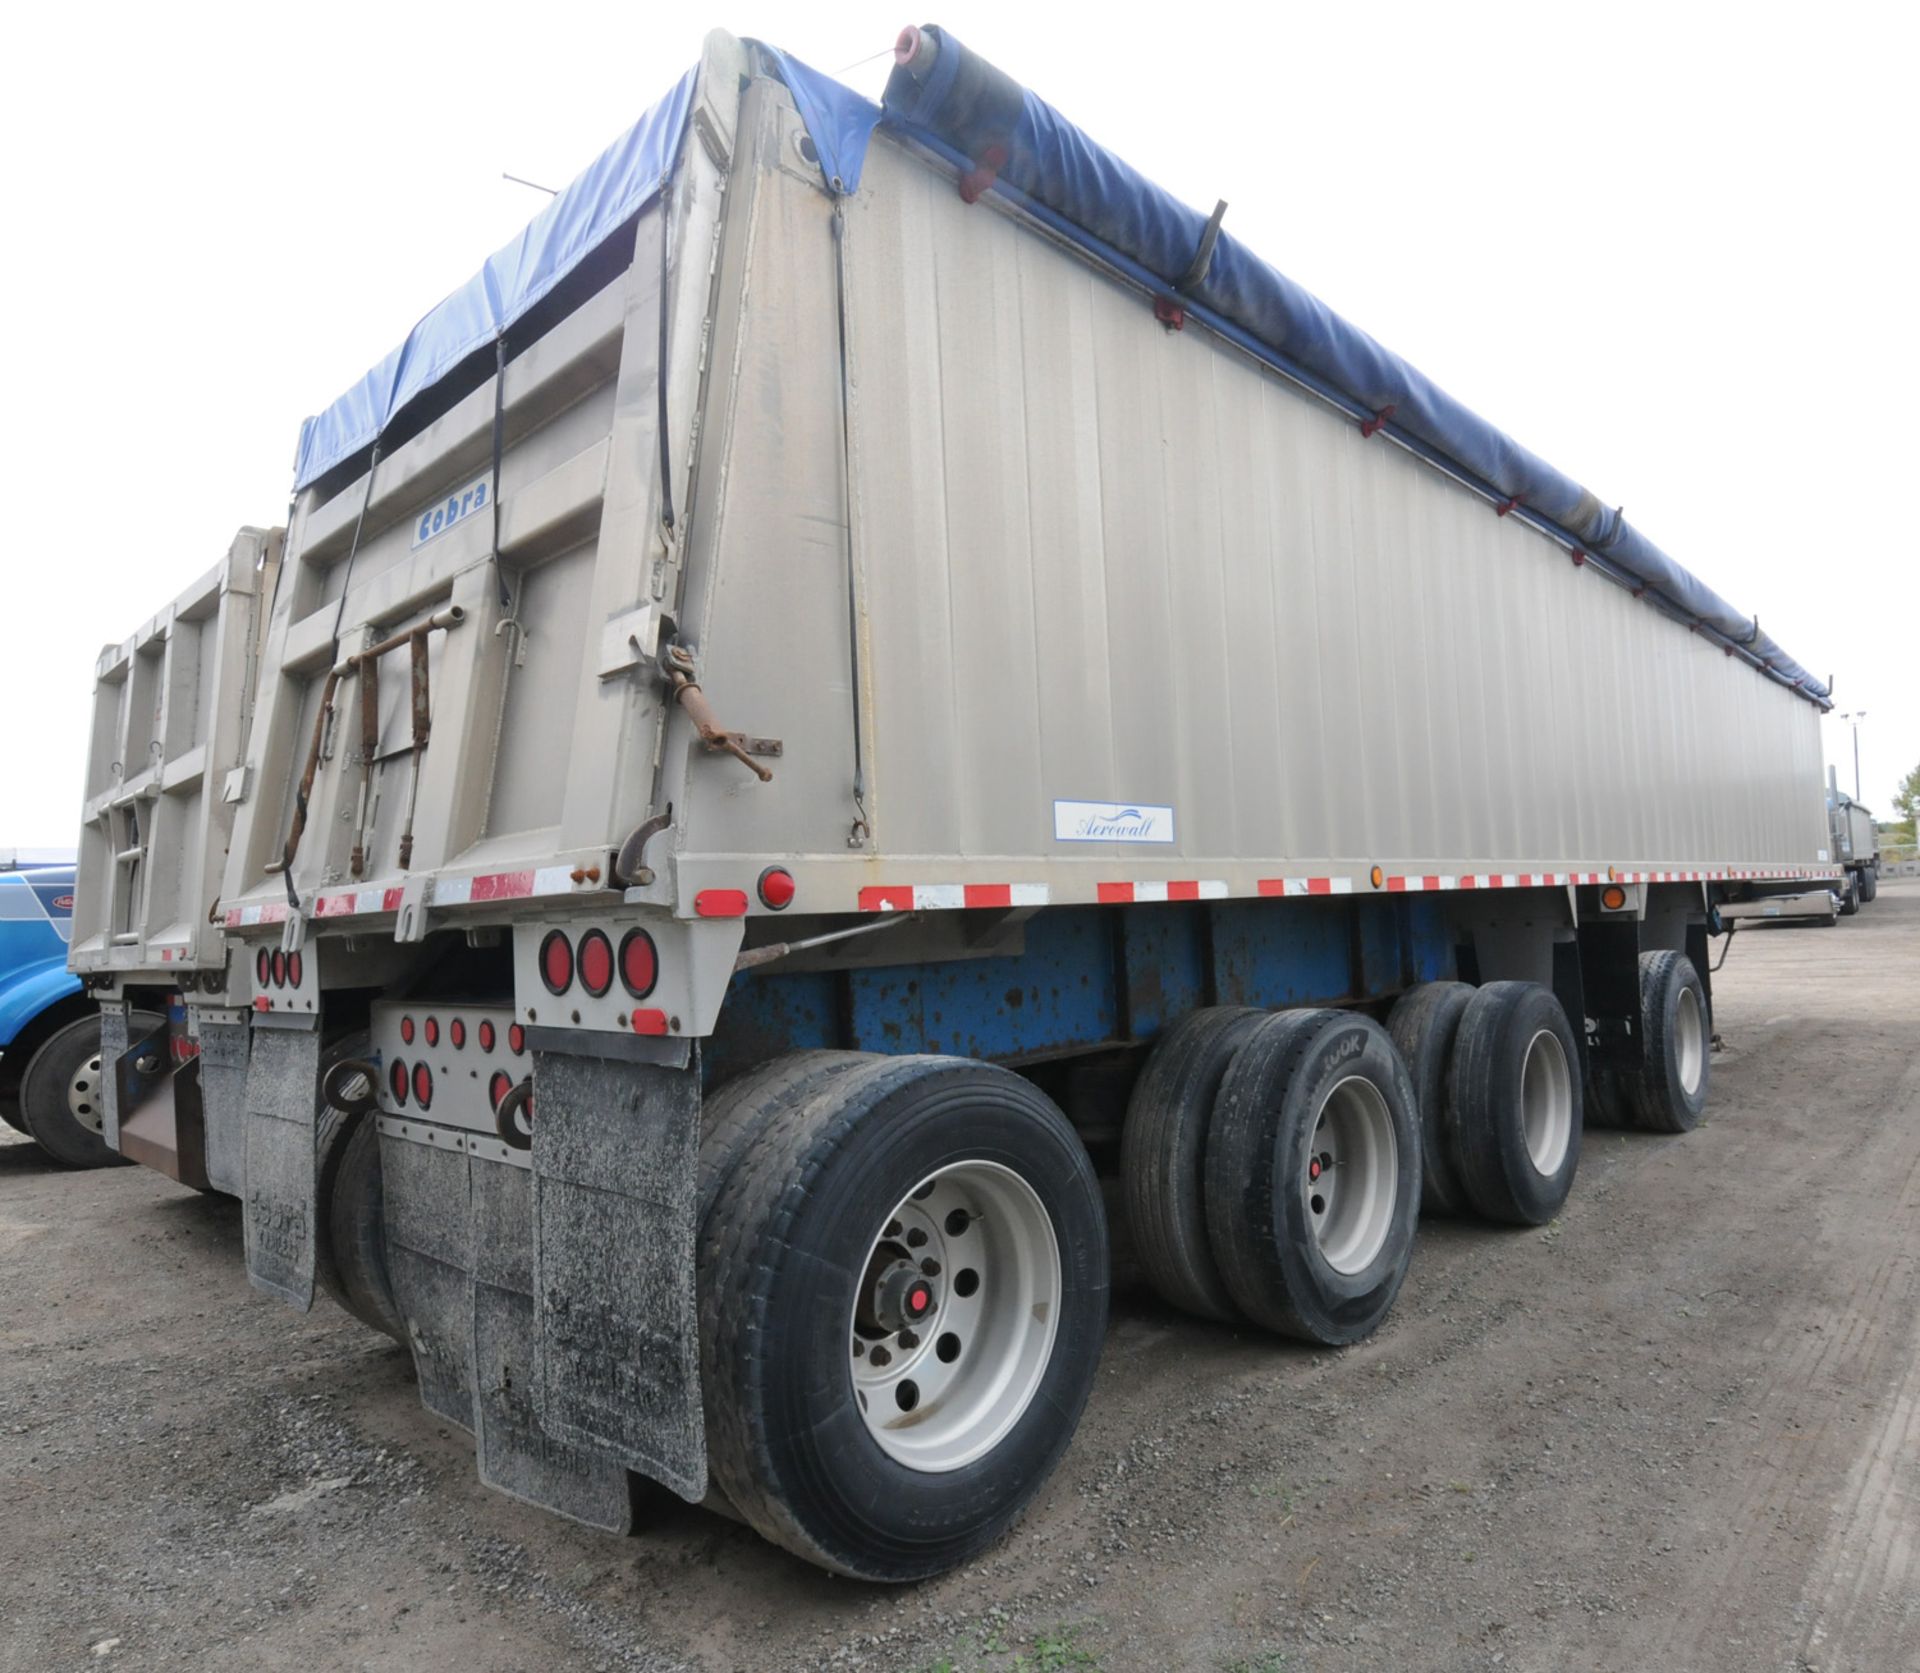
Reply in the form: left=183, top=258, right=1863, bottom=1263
left=98, top=1004, right=130, bottom=1150
left=380, top=1134, right=478, bottom=1431
left=198, top=1015, right=251, bottom=1195
left=531, top=1052, right=707, bottom=1503
left=471, top=1160, right=632, bottom=1531
left=243, top=1020, right=323, bottom=1310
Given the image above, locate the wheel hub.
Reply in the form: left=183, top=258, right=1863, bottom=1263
left=848, top=1160, right=1060, bottom=1473
left=68, top=1055, right=104, bottom=1133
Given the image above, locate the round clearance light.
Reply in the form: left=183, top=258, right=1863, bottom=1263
left=424, top=1016, right=440, bottom=1047
left=400, top=1015, right=416, bottom=1045
left=489, top=1070, right=513, bottom=1111
left=449, top=1018, right=466, bottom=1049
left=412, top=1062, right=434, bottom=1111
left=619, top=929, right=659, bottom=1000
left=256, top=949, right=271, bottom=989
left=539, top=930, right=574, bottom=996
left=288, top=951, right=303, bottom=988
left=389, top=1060, right=409, bottom=1107
left=271, top=949, right=287, bottom=988
left=508, top=1022, right=527, bottom=1056
left=478, top=1019, right=496, bottom=1052
left=577, top=929, right=614, bottom=999
left=1601, top=885, right=1628, bottom=912
left=758, top=866, right=796, bottom=911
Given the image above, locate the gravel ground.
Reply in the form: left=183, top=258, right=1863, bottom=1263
left=3, top=884, right=1916, bottom=1673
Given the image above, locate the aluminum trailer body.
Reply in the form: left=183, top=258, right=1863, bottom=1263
left=69, top=526, right=282, bottom=1182
left=92, top=29, right=1841, bottom=1578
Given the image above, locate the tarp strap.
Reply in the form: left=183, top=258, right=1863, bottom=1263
left=655, top=193, right=676, bottom=535
left=830, top=199, right=870, bottom=848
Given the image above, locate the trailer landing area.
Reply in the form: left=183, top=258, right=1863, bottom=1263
left=3, top=886, right=1916, bottom=1672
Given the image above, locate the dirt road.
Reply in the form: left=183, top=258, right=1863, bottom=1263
left=4, top=885, right=1915, bottom=1673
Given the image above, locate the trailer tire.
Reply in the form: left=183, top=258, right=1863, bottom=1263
left=1120, top=1006, right=1263, bottom=1322
left=697, top=1050, right=869, bottom=1230
left=1859, top=867, right=1877, bottom=904
left=1445, top=983, right=1582, bottom=1225
left=18, top=1011, right=150, bottom=1169
left=1837, top=874, right=1859, bottom=916
left=1384, top=982, right=1476, bottom=1217
left=1203, top=1010, right=1420, bottom=1345
left=314, top=1040, right=405, bottom=1344
left=1623, top=950, right=1711, bottom=1135
left=699, top=1054, right=1107, bottom=1581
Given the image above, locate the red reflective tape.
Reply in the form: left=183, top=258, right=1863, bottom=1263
left=1166, top=880, right=1201, bottom=901
left=964, top=883, right=1012, bottom=909
left=1097, top=882, right=1134, bottom=903
left=859, top=886, right=915, bottom=913
left=382, top=887, right=404, bottom=911
left=1459, top=875, right=1479, bottom=889
left=1306, top=878, right=1333, bottom=895
left=630, top=1008, right=670, bottom=1036
left=1256, top=879, right=1287, bottom=896
left=473, top=870, right=536, bottom=901
left=1385, top=876, right=1408, bottom=892
left=695, top=889, right=750, bottom=918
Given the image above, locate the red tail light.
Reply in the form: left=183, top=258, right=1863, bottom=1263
left=389, top=1060, right=409, bottom=1106
left=488, top=1070, right=512, bottom=1110
left=271, top=949, right=287, bottom=987
left=256, top=949, right=271, bottom=988
left=619, top=929, right=658, bottom=999
left=508, top=1023, right=527, bottom=1056
left=478, top=1020, right=496, bottom=1052
left=758, top=866, right=796, bottom=910
left=412, top=1063, right=433, bottom=1110
left=539, top=930, right=573, bottom=995
left=450, top=1018, right=466, bottom=1049
left=577, top=929, right=614, bottom=998
left=424, top=1016, right=440, bottom=1047
left=288, top=950, right=303, bottom=988
left=400, top=1015, right=415, bottom=1044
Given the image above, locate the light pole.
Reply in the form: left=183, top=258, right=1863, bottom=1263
left=1838, top=710, right=1868, bottom=802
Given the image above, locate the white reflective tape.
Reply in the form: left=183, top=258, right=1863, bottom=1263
left=534, top=866, right=575, bottom=896
left=1009, top=882, right=1050, bottom=907
left=1132, top=881, right=1170, bottom=903
left=434, top=876, right=474, bottom=906
left=914, top=884, right=966, bottom=911
left=1197, top=880, right=1229, bottom=900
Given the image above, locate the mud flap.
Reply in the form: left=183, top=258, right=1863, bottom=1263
left=197, top=1016, right=251, bottom=1196
left=380, top=1135, right=477, bottom=1431
left=471, top=1160, right=632, bottom=1529
left=531, top=1052, right=707, bottom=1503
left=242, top=1019, right=322, bottom=1309
left=98, top=1003, right=129, bottom=1151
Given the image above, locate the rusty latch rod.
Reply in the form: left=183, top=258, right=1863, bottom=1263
left=663, top=646, right=777, bottom=782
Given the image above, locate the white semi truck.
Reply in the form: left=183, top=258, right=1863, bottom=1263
left=72, top=27, right=1839, bottom=1581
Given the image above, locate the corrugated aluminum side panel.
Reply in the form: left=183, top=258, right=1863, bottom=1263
left=71, top=528, right=281, bottom=973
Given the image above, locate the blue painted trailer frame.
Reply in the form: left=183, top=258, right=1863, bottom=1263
left=706, top=894, right=1455, bottom=1085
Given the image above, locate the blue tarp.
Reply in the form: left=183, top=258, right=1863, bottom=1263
left=291, top=36, right=1825, bottom=703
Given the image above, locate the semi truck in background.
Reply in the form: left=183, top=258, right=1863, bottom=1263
left=1828, top=770, right=1880, bottom=914
left=70, top=26, right=1842, bottom=1581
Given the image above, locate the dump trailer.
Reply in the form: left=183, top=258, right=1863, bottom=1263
left=81, top=27, right=1840, bottom=1581
left=68, top=527, right=282, bottom=1182
left=1826, top=773, right=1880, bottom=912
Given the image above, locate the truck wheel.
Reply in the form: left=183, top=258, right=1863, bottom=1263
left=1623, top=951, right=1710, bottom=1135
left=1859, top=867, right=1877, bottom=904
left=1120, top=1006, right=1263, bottom=1322
left=699, top=1055, right=1108, bottom=1581
left=1385, top=982, right=1475, bottom=1217
left=697, top=1050, right=869, bottom=1226
left=1202, top=1010, right=1421, bottom=1345
left=1837, top=874, right=1859, bottom=916
left=18, top=1012, right=149, bottom=1169
left=1445, top=983, right=1581, bottom=1225
left=314, top=1037, right=404, bottom=1343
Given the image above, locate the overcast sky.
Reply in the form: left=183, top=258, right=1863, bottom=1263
left=4, top=1, right=1912, bottom=847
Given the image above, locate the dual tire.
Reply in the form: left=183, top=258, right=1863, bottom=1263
left=1122, top=1006, right=1424, bottom=1345
left=697, top=1053, right=1108, bottom=1582
left=16, top=1011, right=153, bottom=1169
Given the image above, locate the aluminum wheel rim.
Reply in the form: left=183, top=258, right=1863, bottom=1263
left=68, top=1054, right=104, bottom=1134
left=1520, top=1029, right=1573, bottom=1175
left=849, top=1160, right=1060, bottom=1473
left=1674, top=986, right=1705, bottom=1096
left=1304, top=1075, right=1398, bottom=1276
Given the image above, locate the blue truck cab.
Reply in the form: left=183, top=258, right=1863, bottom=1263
left=0, top=866, right=117, bottom=1165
